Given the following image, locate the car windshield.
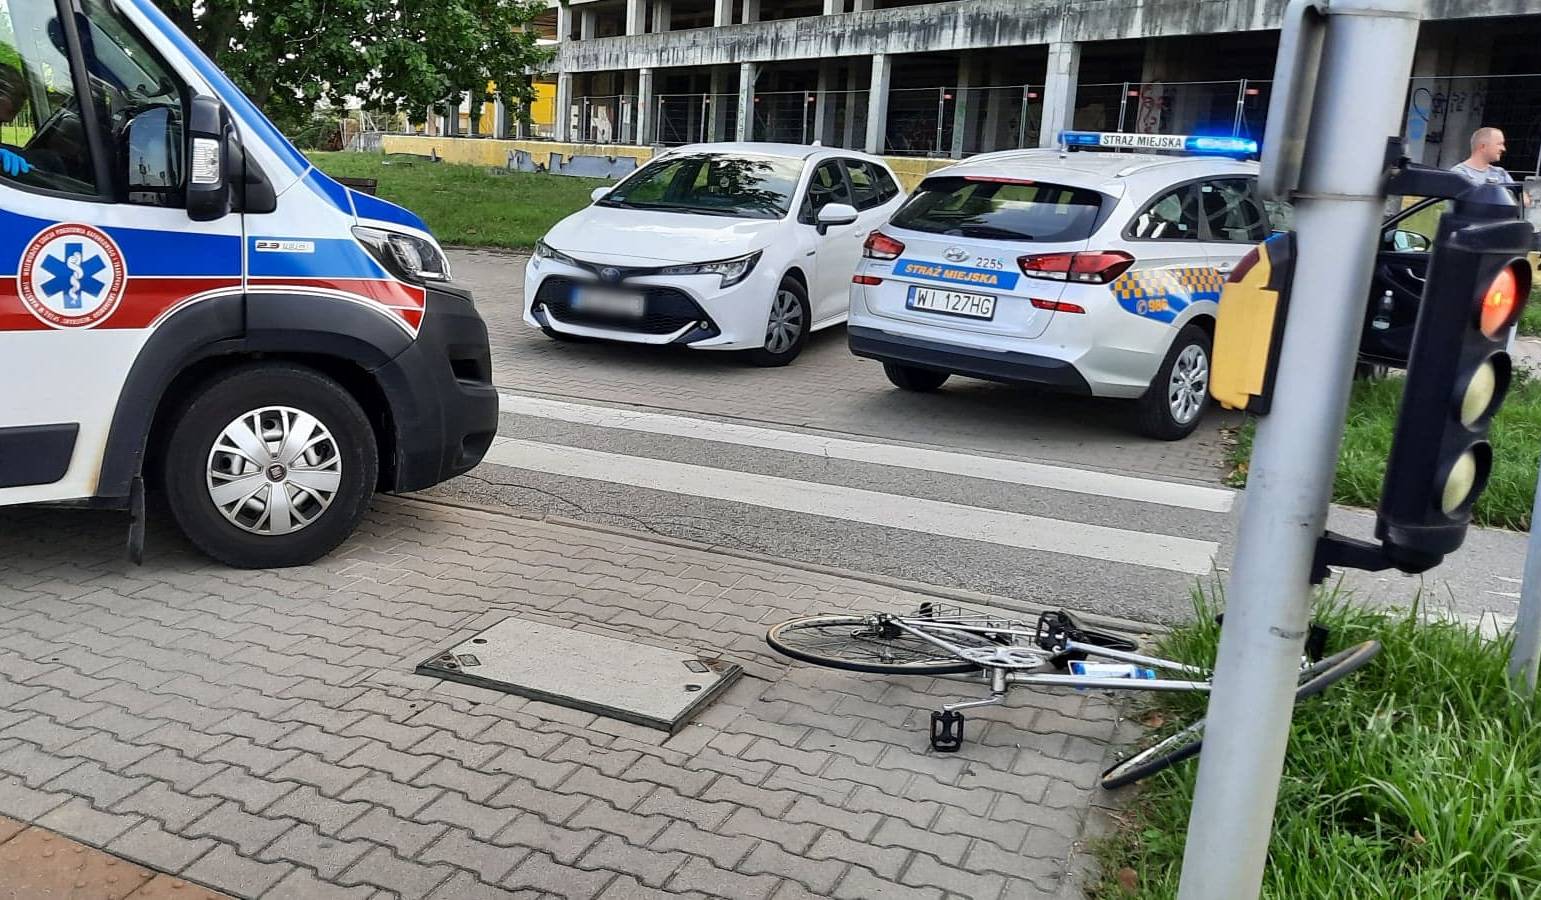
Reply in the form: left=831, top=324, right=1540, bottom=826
left=889, top=176, right=1106, bottom=242
left=599, top=153, right=803, bottom=220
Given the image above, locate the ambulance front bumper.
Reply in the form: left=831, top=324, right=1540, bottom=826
left=375, top=284, right=498, bottom=491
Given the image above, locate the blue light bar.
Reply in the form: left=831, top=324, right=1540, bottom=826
left=1058, top=131, right=1258, bottom=157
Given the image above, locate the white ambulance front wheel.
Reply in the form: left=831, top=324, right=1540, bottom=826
left=162, top=362, right=379, bottom=569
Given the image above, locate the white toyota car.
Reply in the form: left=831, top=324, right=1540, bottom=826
left=525, top=143, right=906, bottom=365
left=848, top=132, right=1269, bottom=439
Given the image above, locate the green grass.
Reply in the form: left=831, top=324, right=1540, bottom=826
left=1227, top=372, right=1541, bottom=530
left=1095, top=585, right=1541, bottom=900
left=1521, top=283, right=1541, bottom=337
left=306, top=151, right=607, bottom=249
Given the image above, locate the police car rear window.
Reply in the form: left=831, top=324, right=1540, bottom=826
left=889, top=177, right=1106, bottom=242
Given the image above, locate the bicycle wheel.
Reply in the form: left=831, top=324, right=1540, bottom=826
left=1099, top=639, right=1381, bottom=790
left=766, top=614, right=1000, bottom=675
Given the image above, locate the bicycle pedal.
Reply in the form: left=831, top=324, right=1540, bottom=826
left=929, top=711, right=964, bottom=752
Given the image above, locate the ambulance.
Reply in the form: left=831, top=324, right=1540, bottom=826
left=0, top=0, right=498, bottom=567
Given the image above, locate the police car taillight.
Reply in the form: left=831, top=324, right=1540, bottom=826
left=864, top=232, right=905, bottom=261
left=1019, top=251, right=1135, bottom=284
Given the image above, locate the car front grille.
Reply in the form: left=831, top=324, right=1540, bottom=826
left=534, top=277, right=710, bottom=336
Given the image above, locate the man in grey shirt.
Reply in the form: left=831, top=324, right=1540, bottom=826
left=1452, top=126, right=1529, bottom=207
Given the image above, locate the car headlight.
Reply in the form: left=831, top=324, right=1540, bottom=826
left=353, top=226, right=452, bottom=284
left=534, top=240, right=580, bottom=267
left=659, top=251, right=761, bottom=288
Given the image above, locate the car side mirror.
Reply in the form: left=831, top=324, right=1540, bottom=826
left=590, top=186, right=611, bottom=203
left=187, top=95, right=231, bottom=222
left=815, top=202, right=858, bottom=235
left=121, top=106, right=183, bottom=207
left=1390, top=229, right=1430, bottom=252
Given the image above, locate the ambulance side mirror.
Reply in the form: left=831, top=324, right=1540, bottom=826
left=186, top=95, right=231, bottom=222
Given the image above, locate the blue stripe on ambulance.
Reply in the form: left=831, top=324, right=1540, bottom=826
left=247, top=238, right=389, bottom=279
left=0, top=208, right=240, bottom=277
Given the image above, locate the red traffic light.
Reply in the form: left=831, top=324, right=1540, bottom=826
left=1479, top=261, right=1529, bottom=339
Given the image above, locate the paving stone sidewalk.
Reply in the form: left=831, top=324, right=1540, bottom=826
left=0, top=494, right=1132, bottom=899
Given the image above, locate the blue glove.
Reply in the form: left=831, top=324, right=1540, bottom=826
left=0, top=149, right=29, bottom=177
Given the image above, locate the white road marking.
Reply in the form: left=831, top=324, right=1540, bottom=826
left=481, top=438, right=1219, bottom=575
left=498, top=393, right=1234, bottom=513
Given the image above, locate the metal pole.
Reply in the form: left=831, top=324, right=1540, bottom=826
left=803, top=92, right=811, bottom=145
left=1175, top=1, right=1422, bottom=898
left=1233, top=78, right=1248, bottom=136
left=1117, top=81, right=1129, bottom=132
left=1019, top=87, right=1029, bottom=149
left=1509, top=463, right=1541, bottom=693
left=936, top=88, right=946, bottom=157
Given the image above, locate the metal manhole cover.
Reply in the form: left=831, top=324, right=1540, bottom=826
left=416, top=617, right=741, bottom=734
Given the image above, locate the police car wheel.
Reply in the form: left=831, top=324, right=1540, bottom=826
left=745, top=278, right=809, bottom=367
left=162, top=363, right=378, bottom=569
left=883, top=363, right=951, bottom=392
left=1136, top=324, right=1212, bottom=441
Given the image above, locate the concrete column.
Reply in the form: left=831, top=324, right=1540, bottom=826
left=652, top=0, right=671, bottom=32
left=864, top=52, right=891, bottom=155
left=1038, top=40, right=1081, bottom=148
left=636, top=68, right=655, bottom=145
left=580, top=8, right=597, bottom=40
left=424, top=104, right=436, bottom=135
left=713, top=0, right=732, bottom=26
left=737, top=61, right=757, bottom=141
left=710, top=67, right=731, bottom=141
left=556, top=2, right=572, bottom=41
left=1403, top=36, right=1444, bottom=166
left=950, top=55, right=976, bottom=158
left=444, top=95, right=462, bottom=136
left=469, top=94, right=483, bottom=136
left=741, top=0, right=759, bottom=23
left=493, top=97, right=509, bottom=138
left=852, top=0, right=872, bottom=10
left=822, top=0, right=842, bottom=13
left=621, top=71, right=639, bottom=142
left=626, top=0, right=646, bottom=35
left=813, top=61, right=835, bottom=145
left=555, top=72, right=574, bottom=141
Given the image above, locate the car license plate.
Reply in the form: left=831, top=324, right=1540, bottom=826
left=907, top=286, right=996, bottom=320
left=573, top=286, right=645, bottom=318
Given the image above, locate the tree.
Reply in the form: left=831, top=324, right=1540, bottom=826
left=154, top=0, right=550, bottom=133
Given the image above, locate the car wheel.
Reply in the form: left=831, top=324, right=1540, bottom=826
left=1135, top=324, right=1212, bottom=441
left=162, top=362, right=378, bottom=569
left=745, top=278, right=810, bottom=367
left=883, top=363, right=950, bottom=392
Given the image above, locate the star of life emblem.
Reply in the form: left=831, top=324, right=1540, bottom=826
left=17, top=223, right=127, bottom=329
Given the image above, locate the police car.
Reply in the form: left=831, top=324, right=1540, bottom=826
left=847, top=131, right=1270, bottom=439
left=0, top=0, right=497, bottom=567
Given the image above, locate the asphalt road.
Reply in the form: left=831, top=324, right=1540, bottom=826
left=429, top=248, right=1531, bottom=627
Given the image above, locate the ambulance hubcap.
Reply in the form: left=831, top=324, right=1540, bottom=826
left=1169, top=344, right=1209, bottom=425
left=206, top=406, right=343, bottom=536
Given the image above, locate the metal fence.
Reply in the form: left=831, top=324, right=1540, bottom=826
left=1073, top=80, right=1271, bottom=140
left=1406, top=73, right=1541, bottom=175
left=569, top=95, right=637, bottom=144
left=882, top=85, right=1041, bottom=157
left=655, top=93, right=740, bottom=145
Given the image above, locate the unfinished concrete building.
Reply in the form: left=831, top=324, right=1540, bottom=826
left=419, top=0, right=1541, bottom=177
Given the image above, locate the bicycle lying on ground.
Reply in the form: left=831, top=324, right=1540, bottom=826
left=766, top=605, right=1381, bottom=789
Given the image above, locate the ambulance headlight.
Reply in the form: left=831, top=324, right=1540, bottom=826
left=353, top=226, right=452, bottom=284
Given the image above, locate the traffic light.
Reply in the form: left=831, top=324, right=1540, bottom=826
left=1375, top=183, right=1532, bottom=571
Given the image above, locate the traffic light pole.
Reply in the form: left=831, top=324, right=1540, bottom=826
left=1175, top=1, right=1422, bottom=898
left=1509, top=472, right=1541, bottom=693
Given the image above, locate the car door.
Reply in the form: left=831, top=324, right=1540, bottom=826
left=798, top=159, right=860, bottom=322
left=1363, top=198, right=1449, bottom=367
left=1120, top=183, right=1212, bottom=326
left=0, top=0, right=243, bottom=505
